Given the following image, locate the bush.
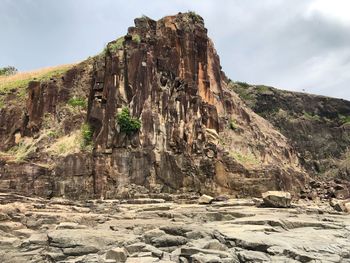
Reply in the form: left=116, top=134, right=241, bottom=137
left=229, top=119, right=237, bottom=130
left=235, top=81, right=250, bottom=88
left=188, top=11, right=203, bottom=23
left=81, top=123, right=93, bottom=146
left=339, top=114, right=350, bottom=125
left=0, top=66, right=18, bottom=76
left=132, top=34, right=141, bottom=44
left=68, top=97, right=87, bottom=108
left=117, top=107, right=141, bottom=134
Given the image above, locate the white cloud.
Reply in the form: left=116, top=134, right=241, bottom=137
left=307, top=0, right=350, bottom=25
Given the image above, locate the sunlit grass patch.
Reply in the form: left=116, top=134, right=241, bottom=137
left=0, top=64, right=74, bottom=95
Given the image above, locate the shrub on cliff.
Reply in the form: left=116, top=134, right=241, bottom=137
left=81, top=123, right=93, bottom=147
left=117, top=107, right=141, bottom=134
left=68, top=97, right=87, bottom=108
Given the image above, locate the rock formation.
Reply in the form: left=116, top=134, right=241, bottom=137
left=0, top=13, right=308, bottom=199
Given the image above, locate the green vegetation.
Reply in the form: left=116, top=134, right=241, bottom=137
left=235, top=81, right=250, bottom=88
left=47, top=130, right=58, bottom=139
left=339, top=114, right=350, bottom=125
left=229, top=81, right=255, bottom=102
left=102, top=34, right=141, bottom=56
left=107, top=36, right=125, bottom=53
left=229, top=119, right=238, bottom=130
left=132, top=34, right=141, bottom=44
left=256, top=85, right=271, bottom=93
left=0, top=66, right=17, bottom=76
left=303, top=111, right=321, bottom=121
left=117, top=107, right=141, bottom=134
left=68, top=97, right=87, bottom=108
left=0, top=98, right=4, bottom=109
left=81, top=123, right=93, bottom=147
left=188, top=11, right=203, bottom=23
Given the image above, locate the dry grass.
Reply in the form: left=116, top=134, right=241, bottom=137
left=230, top=150, right=261, bottom=167
left=0, top=64, right=74, bottom=95
left=45, top=130, right=83, bottom=157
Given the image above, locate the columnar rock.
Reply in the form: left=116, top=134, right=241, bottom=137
left=0, top=13, right=308, bottom=199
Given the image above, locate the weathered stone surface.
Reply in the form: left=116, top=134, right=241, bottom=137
left=0, top=193, right=349, bottom=263
left=150, top=235, right=188, bottom=247
left=331, top=198, right=350, bottom=213
left=262, top=191, right=292, bottom=208
left=237, top=250, right=270, bottom=262
left=106, top=247, right=128, bottom=262
left=198, top=195, right=214, bottom=205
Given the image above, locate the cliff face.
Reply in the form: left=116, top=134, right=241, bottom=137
left=232, top=83, right=350, bottom=181
left=0, top=13, right=307, bottom=199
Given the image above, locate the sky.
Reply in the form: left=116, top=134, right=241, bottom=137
left=1, top=0, right=350, bottom=100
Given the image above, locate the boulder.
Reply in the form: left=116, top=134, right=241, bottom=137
left=237, top=250, right=271, bottom=262
left=198, top=195, right=214, bottom=205
left=106, top=247, right=128, bottom=262
left=262, top=191, right=291, bottom=208
left=331, top=199, right=350, bottom=213
left=151, top=235, right=188, bottom=247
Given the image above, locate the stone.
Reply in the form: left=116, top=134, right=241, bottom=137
left=202, top=239, right=229, bottom=251
left=262, top=191, right=292, bottom=208
left=237, top=250, right=271, bottom=262
left=160, top=225, right=191, bottom=237
left=56, top=222, right=87, bottom=230
left=126, top=242, right=163, bottom=258
left=151, top=235, right=188, bottom=247
left=180, top=247, right=231, bottom=259
left=198, top=195, right=214, bottom=205
left=125, top=257, right=156, bottom=263
left=331, top=199, right=350, bottom=213
left=106, top=247, right=128, bottom=262
left=63, top=246, right=99, bottom=256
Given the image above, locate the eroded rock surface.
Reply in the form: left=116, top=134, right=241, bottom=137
left=0, top=13, right=308, bottom=199
left=0, top=193, right=349, bottom=263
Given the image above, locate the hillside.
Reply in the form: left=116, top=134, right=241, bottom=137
left=231, top=82, right=350, bottom=182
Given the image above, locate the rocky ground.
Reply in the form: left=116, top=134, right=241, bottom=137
left=0, top=193, right=349, bottom=263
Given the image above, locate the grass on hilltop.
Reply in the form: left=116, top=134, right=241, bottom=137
left=0, top=64, right=74, bottom=96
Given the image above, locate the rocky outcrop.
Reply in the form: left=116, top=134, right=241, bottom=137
left=262, top=191, right=292, bottom=208
left=231, top=82, right=350, bottom=181
left=83, top=13, right=307, bottom=198
left=0, top=13, right=307, bottom=199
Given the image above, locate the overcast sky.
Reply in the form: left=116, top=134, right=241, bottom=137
left=1, top=0, right=350, bottom=100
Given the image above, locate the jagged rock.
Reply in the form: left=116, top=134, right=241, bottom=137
left=106, top=247, right=129, bottom=262
left=198, top=195, right=214, bottom=205
left=262, top=191, right=292, bottom=208
left=331, top=199, right=350, bottom=213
